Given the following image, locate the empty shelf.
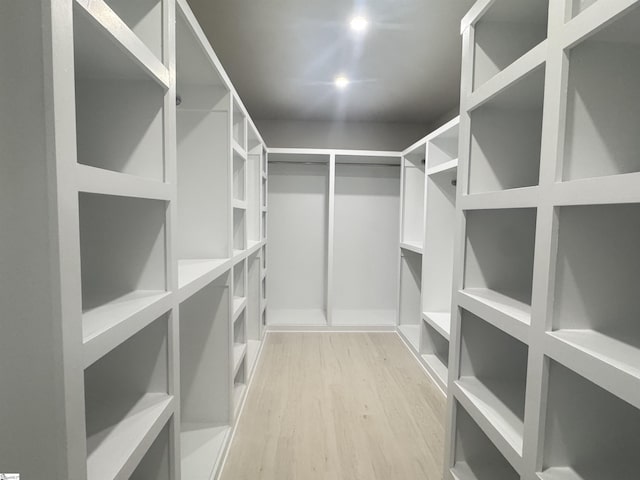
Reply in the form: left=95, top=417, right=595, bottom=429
left=181, top=424, right=230, bottom=480
left=456, top=377, right=524, bottom=456
left=549, top=329, right=640, bottom=382
left=83, top=290, right=171, bottom=366
left=399, top=324, right=421, bottom=352
left=422, top=311, right=451, bottom=340
left=233, top=383, right=247, bottom=415
left=75, top=164, right=171, bottom=200
left=459, top=289, right=530, bottom=341
left=86, top=393, right=173, bottom=480
left=400, top=241, right=423, bottom=254
left=232, top=297, right=247, bottom=322
left=427, top=158, right=458, bottom=176
left=246, top=340, right=261, bottom=376
left=422, top=353, right=448, bottom=389
left=178, top=259, right=230, bottom=301
left=452, top=461, right=519, bottom=480
left=233, top=343, right=247, bottom=376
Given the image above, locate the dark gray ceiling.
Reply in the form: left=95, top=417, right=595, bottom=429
left=186, top=0, right=474, bottom=123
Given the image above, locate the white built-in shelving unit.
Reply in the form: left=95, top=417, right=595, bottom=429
left=446, top=1, right=640, bottom=479
left=266, top=150, right=401, bottom=328
left=398, top=117, right=460, bottom=393
left=1, top=1, right=267, bottom=478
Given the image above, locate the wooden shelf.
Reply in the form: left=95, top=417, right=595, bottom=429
left=233, top=343, right=247, bottom=377
left=458, top=289, right=530, bottom=342
left=400, top=241, right=423, bottom=254
left=452, top=405, right=520, bottom=480
left=180, top=424, right=230, bottom=480
left=468, top=65, right=545, bottom=194
left=74, top=0, right=169, bottom=87
left=472, top=0, right=548, bottom=90
left=232, top=297, right=247, bottom=323
left=86, top=393, right=174, bottom=480
left=177, top=259, right=230, bottom=302
left=422, top=312, right=451, bottom=340
left=83, top=290, right=171, bottom=367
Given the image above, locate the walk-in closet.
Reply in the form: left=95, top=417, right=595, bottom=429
left=2, top=0, right=640, bottom=479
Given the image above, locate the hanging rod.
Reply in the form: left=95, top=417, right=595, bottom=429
left=269, top=161, right=401, bottom=167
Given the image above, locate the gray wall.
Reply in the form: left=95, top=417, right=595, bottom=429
left=256, top=108, right=460, bottom=152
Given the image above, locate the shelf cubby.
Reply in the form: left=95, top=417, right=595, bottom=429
left=233, top=310, right=247, bottom=368
left=421, top=321, right=449, bottom=391
left=176, top=7, right=231, bottom=276
left=130, top=423, right=171, bottom=480
left=84, top=314, right=172, bottom=480
left=402, top=145, right=426, bottom=247
left=233, top=357, right=247, bottom=416
left=457, top=310, right=528, bottom=457
left=463, top=208, right=536, bottom=324
left=73, top=5, right=165, bottom=181
left=179, top=274, right=231, bottom=480
left=233, top=149, right=246, bottom=202
left=551, top=204, right=640, bottom=379
left=399, top=249, right=422, bottom=352
left=468, top=66, right=545, bottom=193
left=233, top=207, right=246, bottom=253
left=232, top=99, right=246, bottom=150
left=451, top=404, right=520, bottom=480
left=539, top=361, right=640, bottom=479
left=233, top=259, right=247, bottom=300
left=79, top=193, right=167, bottom=344
left=473, top=0, right=548, bottom=90
left=102, top=0, right=163, bottom=61
left=247, top=149, right=261, bottom=243
left=422, top=166, right=457, bottom=325
left=562, top=6, right=640, bottom=181
left=247, top=252, right=262, bottom=344
left=570, top=0, right=599, bottom=18
left=427, top=123, right=459, bottom=170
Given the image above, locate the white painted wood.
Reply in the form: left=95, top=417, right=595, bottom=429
left=332, top=163, right=400, bottom=327
left=449, top=2, right=640, bottom=479
left=266, top=160, right=329, bottom=325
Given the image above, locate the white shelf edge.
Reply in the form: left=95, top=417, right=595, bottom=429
left=421, top=353, right=448, bottom=392
left=545, top=330, right=640, bottom=412
left=232, top=140, right=247, bottom=160
left=552, top=172, right=640, bottom=206
left=233, top=343, right=247, bottom=377
left=426, top=159, right=459, bottom=176
left=83, top=291, right=173, bottom=368
left=177, top=258, right=232, bottom=304
left=459, top=186, right=539, bottom=211
left=422, top=311, right=451, bottom=341
left=86, top=394, right=174, bottom=480
left=457, top=289, right=530, bottom=344
left=74, top=0, right=170, bottom=89
left=453, top=381, right=524, bottom=475
left=76, top=164, right=172, bottom=201
left=466, top=41, right=547, bottom=112
left=180, top=424, right=231, bottom=480
left=232, top=199, right=247, bottom=210
left=232, top=297, right=247, bottom=323
left=400, top=241, right=423, bottom=255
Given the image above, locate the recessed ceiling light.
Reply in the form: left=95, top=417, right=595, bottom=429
left=335, top=75, right=350, bottom=89
left=350, top=16, right=368, bottom=32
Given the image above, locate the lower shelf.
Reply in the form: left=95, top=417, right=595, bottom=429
left=452, top=461, right=517, bottom=480
left=180, top=424, right=230, bottom=480
left=398, top=324, right=421, bottom=352
left=331, top=309, right=396, bottom=326
left=422, top=353, right=448, bottom=391
left=422, top=311, right=451, bottom=340
left=233, top=383, right=247, bottom=416
left=246, top=339, right=261, bottom=377
left=267, top=308, right=327, bottom=326
left=86, top=393, right=174, bottom=480
left=455, top=377, right=524, bottom=457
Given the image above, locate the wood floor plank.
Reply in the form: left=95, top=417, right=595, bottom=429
left=219, top=332, right=446, bottom=480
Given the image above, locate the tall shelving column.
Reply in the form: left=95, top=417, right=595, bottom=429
left=419, top=117, right=460, bottom=394
left=446, top=1, right=640, bottom=479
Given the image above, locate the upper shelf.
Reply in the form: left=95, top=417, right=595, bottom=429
left=472, top=0, right=549, bottom=90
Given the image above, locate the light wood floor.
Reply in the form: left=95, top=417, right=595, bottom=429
left=219, top=332, right=446, bottom=480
